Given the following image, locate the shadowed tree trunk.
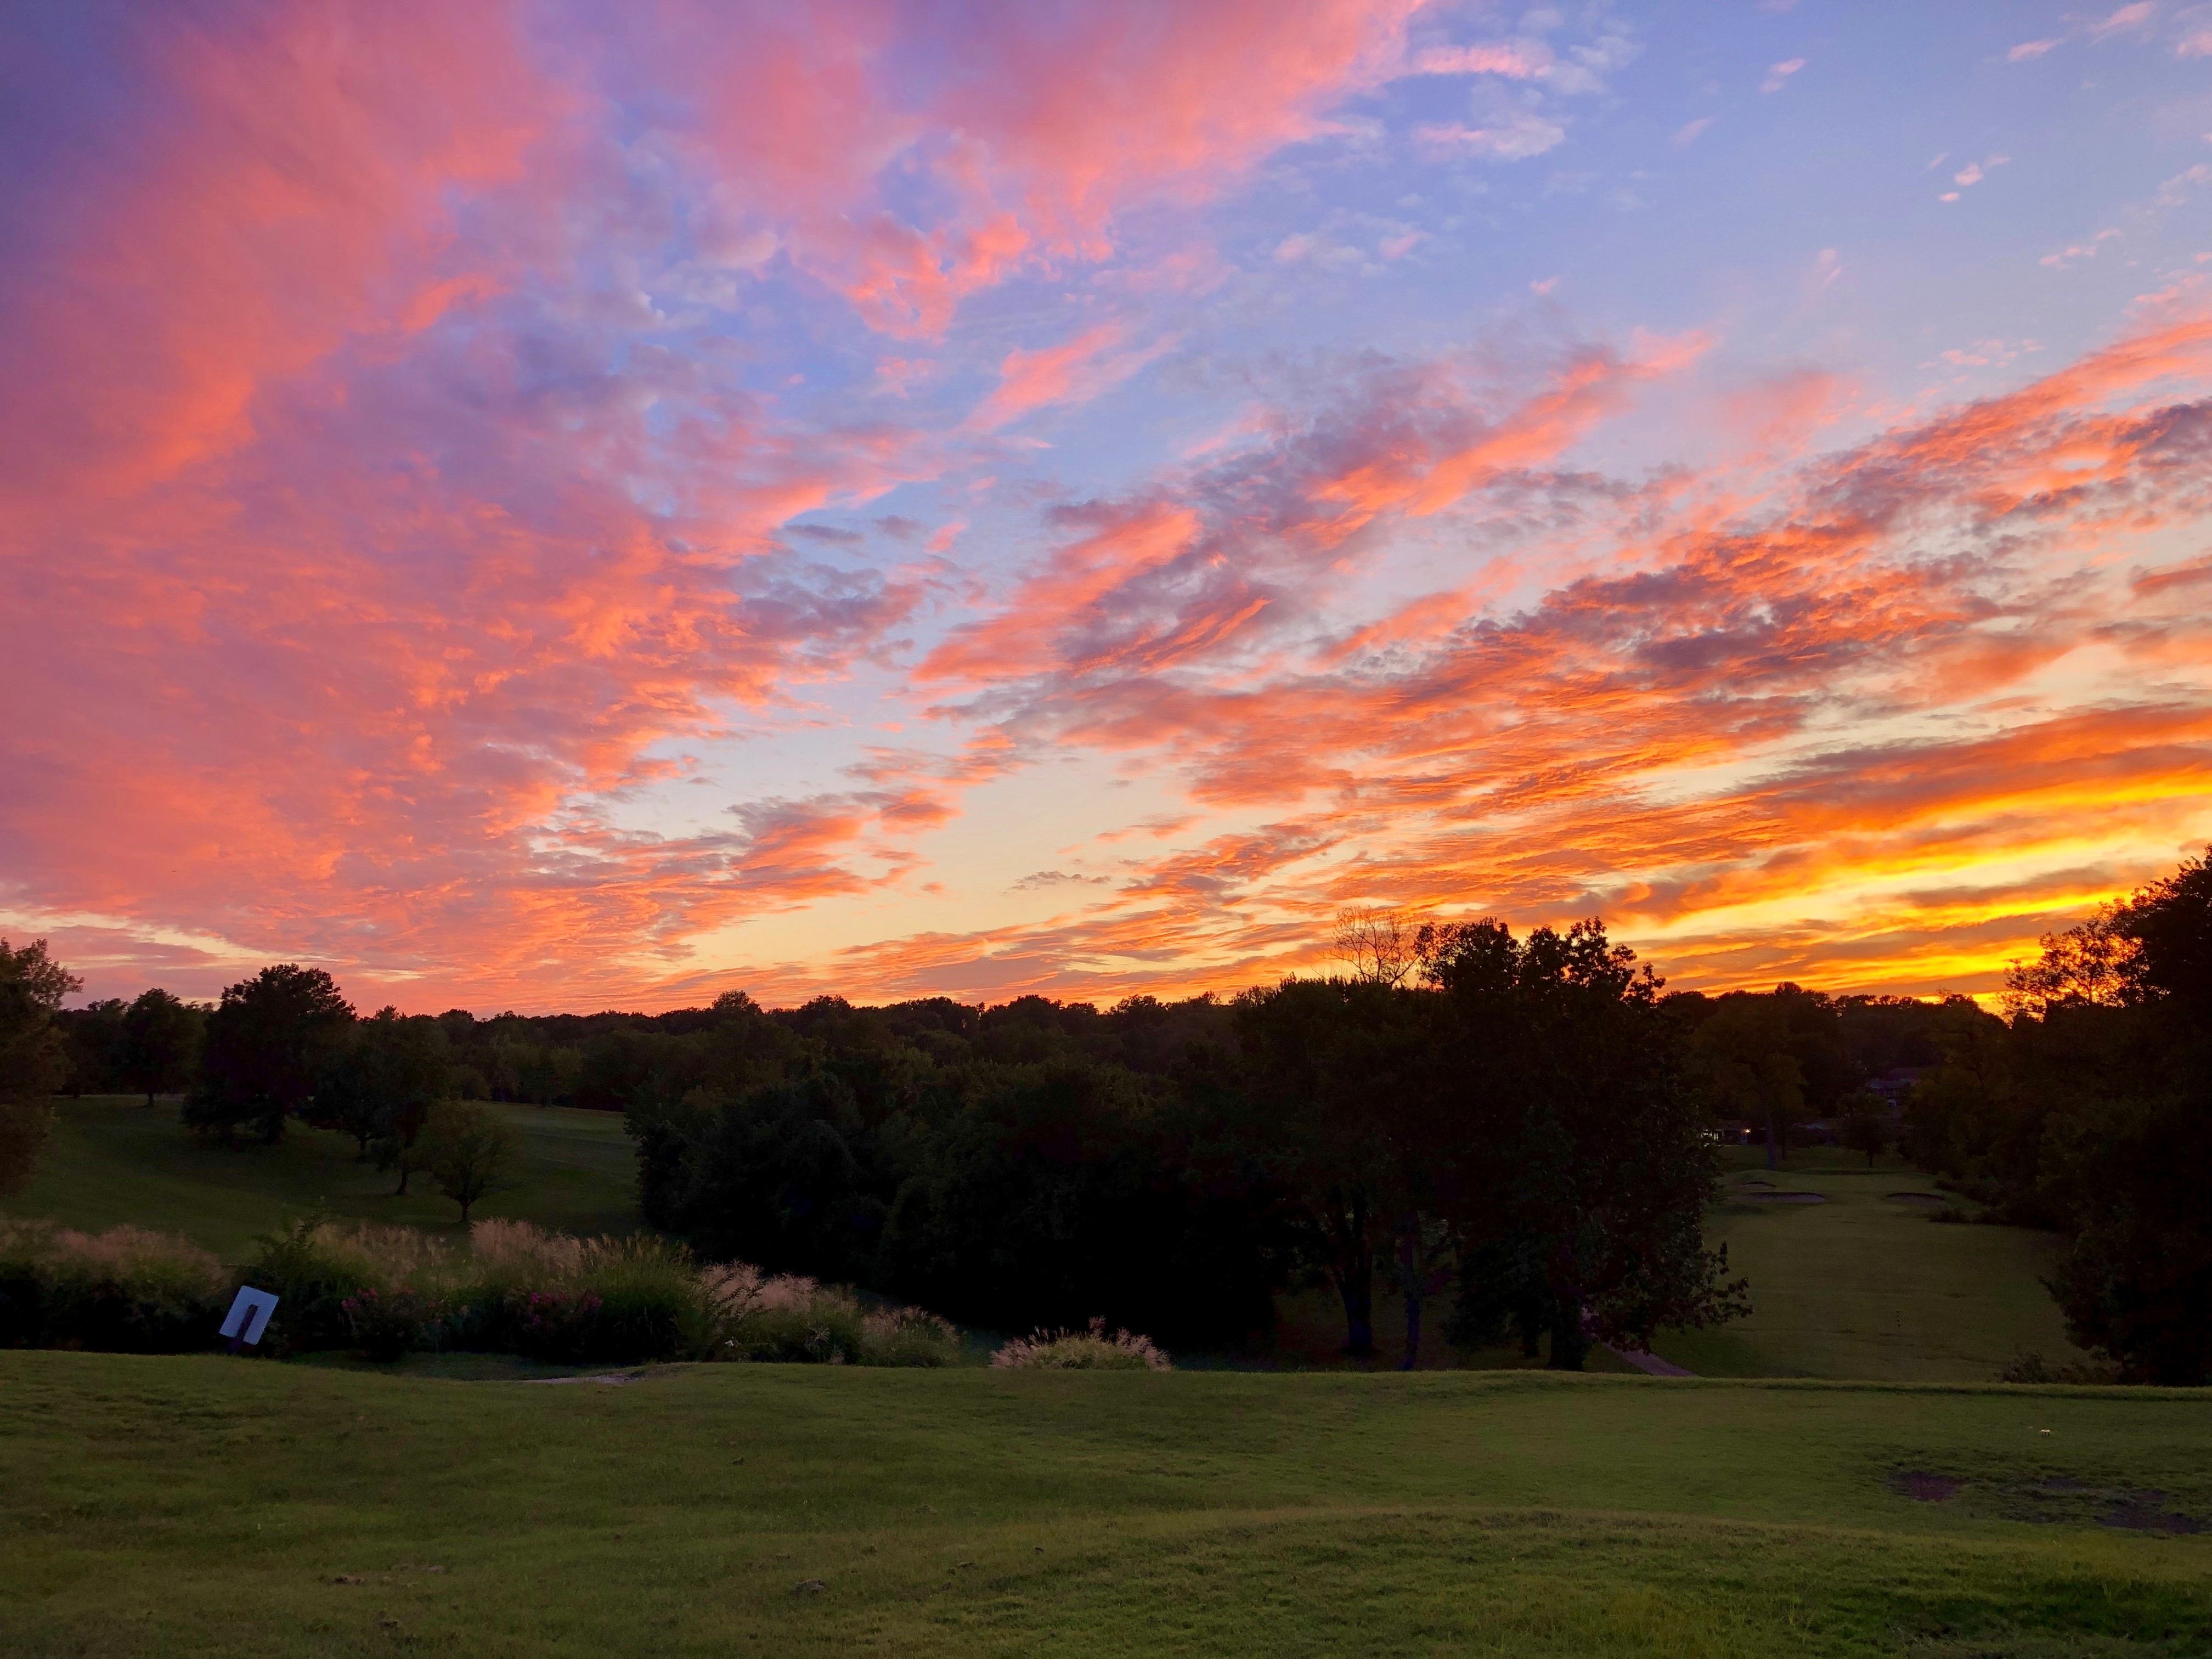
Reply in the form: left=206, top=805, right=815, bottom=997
left=1548, top=1293, right=1589, bottom=1371
left=1329, top=1188, right=1376, bottom=1356
left=1396, top=1213, right=1454, bottom=1370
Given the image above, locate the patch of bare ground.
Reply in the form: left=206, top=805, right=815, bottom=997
left=1890, top=1469, right=2207, bottom=1533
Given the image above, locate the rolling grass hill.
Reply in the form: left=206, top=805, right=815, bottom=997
left=10, top=1096, right=639, bottom=1259
left=3, top=1353, right=2207, bottom=1657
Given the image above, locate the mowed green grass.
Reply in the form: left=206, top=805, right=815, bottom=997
left=10, top=1097, right=638, bottom=1259
left=4, top=1355, right=2208, bottom=1657
left=1641, top=1151, right=2095, bottom=1384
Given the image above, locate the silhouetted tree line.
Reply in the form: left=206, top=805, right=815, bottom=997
left=24, top=849, right=2210, bottom=1378
left=608, top=919, right=1758, bottom=1360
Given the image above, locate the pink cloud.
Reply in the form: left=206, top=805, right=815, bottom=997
left=963, top=324, right=1177, bottom=432
left=1407, top=43, right=1542, bottom=78
left=1415, top=113, right=1565, bottom=161
left=2088, top=3, right=2155, bottom=41
left=640, top=0, right=1426, bottom=337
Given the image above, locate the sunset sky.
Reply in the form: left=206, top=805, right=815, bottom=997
left=4, top=1, right=2210, bottom=1012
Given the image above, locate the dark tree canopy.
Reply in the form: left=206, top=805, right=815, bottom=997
left=419, top=1098, right=523, bottom=1225
left=0, top=938, right=80, bottom=1195
left=57, top=997, right=126, bottom=1096
left=119, top=988, right=202, bottom=1105
left=1417, top=918, right=1747, bottom=1367
left=1232, top=976, right=1435, bottom=1357
left=1917, top=845, right=2212, bottom=1383
left=307, top=1006, right=452, bottom=1160
left=184, top=964, right=355, bottom=1144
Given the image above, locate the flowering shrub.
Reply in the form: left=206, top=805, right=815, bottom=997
left=243, top=1215, right=445, bottom=1352
left=340, top=1285, right=447, bottom=1362
left=492, top=1287, right=609, bottom=1362
left=991, top=1317, right=1172, bottom=1371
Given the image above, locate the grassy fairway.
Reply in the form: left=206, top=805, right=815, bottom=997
left=4, top=1353, right=2208, bottom=1657
left=1643, top=1151, right=2095, bottom=1384
left=10, top=1097, right=638, bottom=1258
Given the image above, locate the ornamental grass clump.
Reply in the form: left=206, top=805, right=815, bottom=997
left=0, top=1219, right=228, bottom=1352
left=2, top=1208, right=969, bottom=1365
left=991, top=1317, right=1172, bottom=1371
left=703, top=1261, right=962, bottom=1365
left=564, top=1233, right=711, bottom=1362
left=459, top=1221, right=709, bottom=1363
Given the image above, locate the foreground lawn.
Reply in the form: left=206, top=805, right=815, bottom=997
left=13, top=1097, right=638, bottom=1257
left=3, top=1354, right=2207, bottom=1657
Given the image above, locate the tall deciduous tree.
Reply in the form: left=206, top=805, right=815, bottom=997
left=2117, top=844, right=2212, bottom=1025
left=1689, top=995, right=1805, bottom=1169
left=418, top=1099, right=523, bottom=1225
left=118, top=988, right=201, bottom=1105
left=1233, top=977, right=1435, bottom=1357
left=58, top=998, right=125, bottom=1096
left=1420, top=918, right=1747, bottom=1369
left=308, top=1007, right=451, bottom=1158
left=183, top=965, right=354, bottom=1144
left=0, top=938, right=80, bottom=1196
left=2033, top=845, right=2212, bottom=1383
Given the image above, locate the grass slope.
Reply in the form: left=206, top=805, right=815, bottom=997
left=4, top=1353, right=2208, bottom=1657
left=9, top=1097, right=638, bottom=1259
left=1647, top=1152, right=2095, bottom=1383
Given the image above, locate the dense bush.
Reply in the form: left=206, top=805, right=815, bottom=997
left=0, top=1220, right=228, bottom=1351
left=340, top=1285, right=446, bottom=1362
left=242, top=1215, right=415, bottom=1353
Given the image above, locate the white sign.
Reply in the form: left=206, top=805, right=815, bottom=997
left=221, top=1286, right=279, bottom=1345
